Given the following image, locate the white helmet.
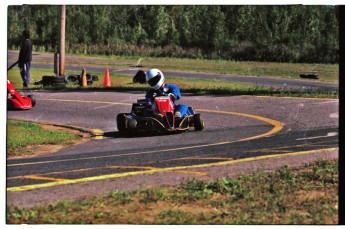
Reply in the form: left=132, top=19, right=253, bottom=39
left=146, top=68, right=165, bottom=90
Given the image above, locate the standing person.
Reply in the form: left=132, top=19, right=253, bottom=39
left=18, top=30, right=32, bottom=88
left=145, top=68, right=188, bottom=118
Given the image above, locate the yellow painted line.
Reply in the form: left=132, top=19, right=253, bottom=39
left=7, top=168, right=94, bottom=180
left=7, top=147, right=337, bottom=192
left=7, top=165, right=158, bottom=181
left=255, top=149, right=292, bottom=153
left=22, top=175, right=67, bottom=182
left=196, top=109, right=284, bottom=141
left=176, top=170, right=208, bottom=176
left=147, top=156, right=234, bottom=164
left=108, top=165, right=158, bottom=170
left=92, top=129, right=104, bottom=140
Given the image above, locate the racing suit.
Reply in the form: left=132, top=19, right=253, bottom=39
left=145, top=84, right=188, bottom=117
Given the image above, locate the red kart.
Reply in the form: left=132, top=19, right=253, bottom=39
left=117, top=94, right=204, bottom=134
left=7, top=80, right=36, bottom=110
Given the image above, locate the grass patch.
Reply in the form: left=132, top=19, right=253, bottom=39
left=7, top=158, right=338, bottom=224
left=6, top=120, right=81, bottom=157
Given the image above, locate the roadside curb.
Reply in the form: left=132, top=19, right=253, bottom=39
left=37, top=123, right=103, bottom=140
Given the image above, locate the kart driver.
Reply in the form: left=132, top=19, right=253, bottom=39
left=145, top=68, right=188, bottom=118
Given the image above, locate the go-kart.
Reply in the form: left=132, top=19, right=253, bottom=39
left=7, top=61, right=36, bottom=110
left=116, top=94, right=204, bottom=134
left=7, top=80, right=36, bottom=110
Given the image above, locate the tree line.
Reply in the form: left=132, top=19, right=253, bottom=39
left=7, top=5, right=339, bottom=63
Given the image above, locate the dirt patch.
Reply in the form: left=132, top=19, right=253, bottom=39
left=296, top=190, right=326, bottom=202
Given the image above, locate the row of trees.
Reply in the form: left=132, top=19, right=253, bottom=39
left=7, top=5, right=339, bottom=63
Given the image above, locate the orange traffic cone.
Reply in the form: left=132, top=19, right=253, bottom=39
left=81, top=68, right=87, bottom=87
left=104, top=68, right=111, bottom=87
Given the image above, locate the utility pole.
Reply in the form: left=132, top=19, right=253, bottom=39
left=59, top=5, right=66, bottom=76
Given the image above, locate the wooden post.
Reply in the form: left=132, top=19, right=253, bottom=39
left=81, top=68, right=87, bottom=87
left=54, top=52, right=59, bottom=76
left=59, top=5, right=66, bottom=76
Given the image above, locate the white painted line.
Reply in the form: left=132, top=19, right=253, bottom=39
left=296, top=132, right=338, bottom=141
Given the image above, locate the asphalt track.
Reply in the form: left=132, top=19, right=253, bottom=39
left=7, top=91, right=338, bottom=194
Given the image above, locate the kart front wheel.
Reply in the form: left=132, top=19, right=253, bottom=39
left=117, top=113, right=127, bottom=132
left=193, top=114, right=204, bottom=131
left=28, top=95, right=36, bottom=107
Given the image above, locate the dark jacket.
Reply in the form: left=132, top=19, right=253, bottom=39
left=18, top=39, right=32, bottom=67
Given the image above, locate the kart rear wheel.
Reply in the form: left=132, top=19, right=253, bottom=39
left=193, top=114, right=204, bottom=131
left=117, top=113, right=127, bottom=132
left=28, top=95, right=36, bottom=107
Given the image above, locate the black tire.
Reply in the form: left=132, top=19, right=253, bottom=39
left=117, top=113, right=127, bottom=132
left=34, top=80, right=43, bottom=85
left=42, top=76, right=66, bottom=86
left=65, top=75, right=79, bottom=85
left=87, top=78, right=93, bottom=85
left=28, top=95, right=36, bottom=107
left=194, top=114, right=204, bottom=131
left=92, top=75, right=99, bottom=81
left=86, top=74, right=93, bottom=81
left=300, top=73, right=318, bottom=79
